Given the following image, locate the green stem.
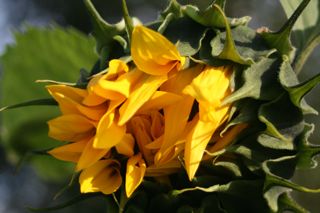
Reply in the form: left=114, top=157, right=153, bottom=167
left=294, top=35, right=320, bottom=75
left=121, top=0, right=134, bottom=41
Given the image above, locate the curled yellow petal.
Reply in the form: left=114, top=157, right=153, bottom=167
left=125, top=153, right=146, bottom=197
left=131, top=25, right=185, bottom=75
left=79, top=160, right=122, bottom=195
left=48, top=114, right=95, bottom=141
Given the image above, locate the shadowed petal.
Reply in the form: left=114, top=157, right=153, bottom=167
left=48, top=114, right=95, bottom=141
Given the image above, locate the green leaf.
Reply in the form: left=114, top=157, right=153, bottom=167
left=296, top=123, right=320, bottom=168
left=261, top=0, right=311, bottom=57
left=278, top=193, right=309, bottom=213
left=279, top=56, right=318, bottom=114
left=223, top=58, right=283, bottom=104
left=211, top=26, right=276, bottom=63
left=258, top=94, right=304, bottom=145
left=263, top=156, right=320, bottom=212
left=84, top=0, right=126, bottom=65
left=0, top=26, right=97, bottom=181
left=182, top=3, right=251, bottom=28
left=280, top=0, right=320, bottom=73
left=162, top=17, right=208, bottom=56
left=211, top=5, right=253, bottom=65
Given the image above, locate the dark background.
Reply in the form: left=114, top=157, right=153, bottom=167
left=0, top=0, right=319, bottom=212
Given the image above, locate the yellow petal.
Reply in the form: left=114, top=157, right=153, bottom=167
left=183, top=66, right=232, bottom=104
left=155, top=115, right=198, bottom=165
left=158, top=96, right=194, bottom=159
left=85, top=61, right=140, bottom=101
left=145, top=135, right=164, bottom=150
left=76, top=137, right=110, bottom=171
left=83, top=75, right=107, bottom=106
left=184, top=119, right=218, bottom=180
left=125, top=154, right=146, bottom=197
left=107, top=59, right=129, bottom=75
left=145, top=160, right=181, bottom=177
left=47, top=85, right=87, bottom=103
left=48, top=114, right=94, bottom=141
left=79, top=160, right=122, bottom=195
left=118, top=73, right=167, bottom=125
left=115, top=134, right=135, bottom=157
left=47, top=85, right=87, bottom=114
left=131, top=25, right=185, bottom=75
left=93, top=111, right=126, bottom=149
left=207, top=123, right=248, bottom=155
left=137, top=91, right=183, bottom=113
left=129, top=116, right=154, bottom=164
left=48, top=139, right=88, bottom=163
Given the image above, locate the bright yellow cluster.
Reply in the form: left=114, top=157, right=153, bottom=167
left=47, top=25, right=246, bottom=198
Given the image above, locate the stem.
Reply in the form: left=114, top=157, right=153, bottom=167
left=294, top=35, right=320, bottom=75
left=121, top=0, right=134, bottom=41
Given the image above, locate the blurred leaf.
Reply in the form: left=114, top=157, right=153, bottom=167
left=0, top=26, right=98, bottom=181
left=27, top=193, right=101, bottom=212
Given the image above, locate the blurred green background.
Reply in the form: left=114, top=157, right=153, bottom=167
left=0, top=0, right=319, bottom=212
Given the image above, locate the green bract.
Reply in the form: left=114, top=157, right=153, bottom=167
left=1, top=0, right=320, bottom=212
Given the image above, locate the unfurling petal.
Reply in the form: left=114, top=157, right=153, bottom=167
left=48, top=114, right=95, bottom=141
left=125, top=153, right=146, bottom=197
left=131, top=25, right=185, bottom=75
left=93, top=111, right=126, bottom=149
left=79, top=160, right=122, bottom=195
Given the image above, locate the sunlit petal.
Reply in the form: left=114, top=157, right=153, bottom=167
left=118, top=73, right=167, bottom=125
left=125, top=154, right=146, bottom=197
left=93, top=111, right=126, bottom=149
left=80, top=160, right=122, bottom=195
left=131, top=25, right=185, bottom=75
